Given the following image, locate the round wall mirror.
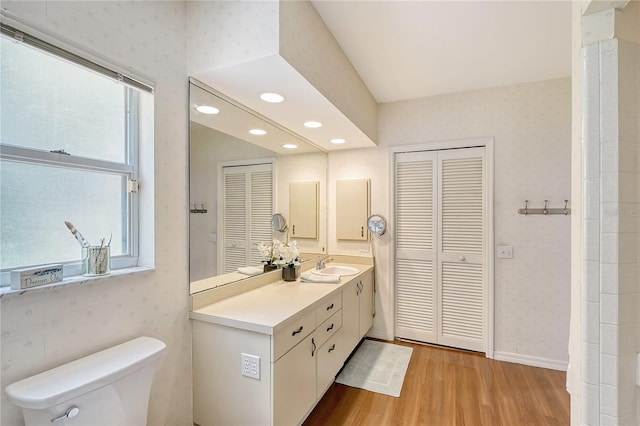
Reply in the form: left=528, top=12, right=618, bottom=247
left=367, top=214, right=387, bottom=236
left=271, top=213, right=288, bottom=232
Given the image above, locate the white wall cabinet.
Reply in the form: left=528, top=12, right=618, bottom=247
left=289, top=181, right=319, bottom=239
left=336, top=179, right=370, bottom=241
left=192, top=268, right=374, bottom=426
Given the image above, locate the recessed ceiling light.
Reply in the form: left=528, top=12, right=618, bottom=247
left=331, top=138, right=346, bottom=144
left=249, top=129, right=267, bottom=135
left=304, top=121, right=322, bottom=128
left=196, top=105, right=220, bottom=115
left=260, top=92, right=284, bottom=103
left=283, top=144, right=298, bottom=149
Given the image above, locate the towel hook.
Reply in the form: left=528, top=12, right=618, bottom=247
left=543, top=200, right=549, bottom=215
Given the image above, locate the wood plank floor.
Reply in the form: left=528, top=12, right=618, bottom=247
left=304, top=340, right=569, bottom=426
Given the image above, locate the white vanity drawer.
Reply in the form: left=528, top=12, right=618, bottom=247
left=315, top=292, right=342, bottom=325
left=273, top=310, right=316, bottom=360
left=315, top=310, right=342, bottom=349
left=316, top=328, right=345, bottom=398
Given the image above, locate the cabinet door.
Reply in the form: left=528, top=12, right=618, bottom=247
left=290, top=181, right=319, bottom=239
left=273, top=333, right=316, bottom=426
left=358, top=270, right=374, bottom=338
left=336, top=179, right=370, bottom=241
left=341, top=280, right=360, bottom=358
left=316, top=329, right=345, bottom=398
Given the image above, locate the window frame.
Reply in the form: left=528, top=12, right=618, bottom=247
left=0, top=24, right=147, bottom=286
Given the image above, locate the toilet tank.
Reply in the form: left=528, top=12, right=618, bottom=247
left=5, top=336, right=166, bottom=426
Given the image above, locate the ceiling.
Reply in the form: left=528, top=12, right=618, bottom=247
left=311, top=0, right=572, bottom=103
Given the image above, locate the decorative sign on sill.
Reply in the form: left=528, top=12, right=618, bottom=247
left=10, top=264, right=64, bottom=290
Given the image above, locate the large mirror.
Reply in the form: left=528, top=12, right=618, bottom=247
left=189, top=79, right=328, bottom=294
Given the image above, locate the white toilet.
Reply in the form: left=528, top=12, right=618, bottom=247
left=5, top=336, right=166, bottom=426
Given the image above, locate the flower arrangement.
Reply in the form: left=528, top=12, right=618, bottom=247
left=255, top=239, right=300, bottom=268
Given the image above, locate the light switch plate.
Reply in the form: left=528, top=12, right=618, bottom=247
left=497, top=245, right=513, bottom=259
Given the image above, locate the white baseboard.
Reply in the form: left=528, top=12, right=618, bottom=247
left=365, top=326, right=393, bottom=341
left=493, top=351, right=568, bottom=372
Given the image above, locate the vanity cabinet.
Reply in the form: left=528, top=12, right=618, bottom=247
left=316, top=328, right=345, bottom=396
left=341, top=268, right=374, bottom=357
left=273, top=333, right=316, bottom=426
left=191, top=267, right=373, bottom=426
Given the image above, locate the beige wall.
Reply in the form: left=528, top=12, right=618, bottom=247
left=0, top=2, right=192, bottom=425
left=329, top=77, right=572, bottom=367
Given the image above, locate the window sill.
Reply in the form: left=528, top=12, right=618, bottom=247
left=0, top=266, right=155, bottom=299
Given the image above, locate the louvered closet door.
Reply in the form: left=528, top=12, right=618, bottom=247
left=222, top=163, right=273, bottom=273
left=395, top=147, right=486, bottom=353
left=437, top=147, right=485, bottom=352
left=395, top=151, right=438, bottom=343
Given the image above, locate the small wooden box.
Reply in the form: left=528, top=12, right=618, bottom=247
left=10, top=264, right=64, bottom=290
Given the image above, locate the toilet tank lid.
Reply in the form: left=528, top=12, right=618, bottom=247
left=5, top=336, right=166, bottom=410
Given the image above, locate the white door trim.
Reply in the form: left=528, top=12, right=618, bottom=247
left=389, top=137, right=495, bottom=358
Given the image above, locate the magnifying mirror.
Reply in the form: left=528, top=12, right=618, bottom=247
left=271, top=213, right=288, bottom=232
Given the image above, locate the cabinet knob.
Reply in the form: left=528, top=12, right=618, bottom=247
left=311, top=337, right=316, bottom=357
left=326, top=303, right=334, bottom=311
left=292, top=225, right=296, bottom=235
left=328, top=344, right=336, bottom=353
left=327, top=323, right=334, bottom=332
left=292, top=326, right=303, bottom=336
left=459, top=256, right=466, bottom=262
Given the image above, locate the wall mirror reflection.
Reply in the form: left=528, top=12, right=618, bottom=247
left=189, top=79, right=327, bottom=294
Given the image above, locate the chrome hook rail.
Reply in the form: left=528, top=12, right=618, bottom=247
left=518, top=199, right=570, bottom=215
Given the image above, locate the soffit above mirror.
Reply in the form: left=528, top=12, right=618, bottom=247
left=190, top=79, right=323, bottom=155
left=187, top=0, right=378, bottom=152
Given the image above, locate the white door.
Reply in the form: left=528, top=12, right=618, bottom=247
left=395, top=151, right=438, bottom=344
left=221, top=163, right=273, bottom=273
left=395, top=147, right=486, bottom=352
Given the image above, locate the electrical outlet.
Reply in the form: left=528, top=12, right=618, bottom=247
left=497, top=245, right=513, bottom=259
left=241, top=353, right=260, bottom=380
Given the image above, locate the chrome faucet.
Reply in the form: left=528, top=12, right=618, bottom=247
left=316, top=256, right=333, bottom=270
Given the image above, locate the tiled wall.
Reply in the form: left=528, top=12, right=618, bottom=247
left=329, top=78, right=572, bottom=366
left=580, top=31, right=640, bottom=426
left=0, top=2, right=192, bottom=425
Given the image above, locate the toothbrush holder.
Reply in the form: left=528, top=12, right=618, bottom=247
left=82, top=246, right=110, bottom=276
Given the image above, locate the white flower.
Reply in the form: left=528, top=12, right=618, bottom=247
left=255, top=241, right=274, bottom=263
left=256, top=239, right=299, bottom=266
left=278, top=240, right=300, bottom=266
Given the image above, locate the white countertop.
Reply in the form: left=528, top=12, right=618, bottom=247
left=189, top=264, right=373, bottom=335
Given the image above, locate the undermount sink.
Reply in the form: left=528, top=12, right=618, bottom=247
left=312, top=265, right=360, bottom=276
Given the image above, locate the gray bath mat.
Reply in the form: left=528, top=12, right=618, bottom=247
left=335, top=339, right=413, bottom=397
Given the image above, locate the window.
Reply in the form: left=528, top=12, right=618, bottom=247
left=0, top=24, right=152, bottom=284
